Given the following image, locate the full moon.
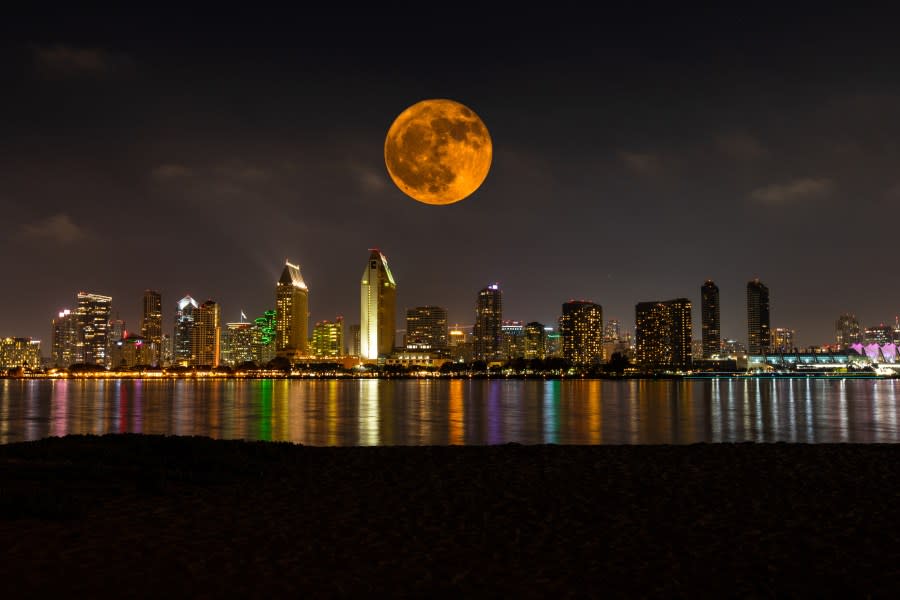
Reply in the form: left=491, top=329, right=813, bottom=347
left=384, top=99, right=492, bottom=205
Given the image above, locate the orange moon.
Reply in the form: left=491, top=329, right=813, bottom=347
left=384, top=99, right=492, bottom=205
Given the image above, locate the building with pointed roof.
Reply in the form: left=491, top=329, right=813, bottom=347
left=360, top=249, right=396, bottom=359
left=276, top=260, right=310, bottom=359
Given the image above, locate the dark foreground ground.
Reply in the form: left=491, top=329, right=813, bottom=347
left=2, top=436, right=900, bottom=597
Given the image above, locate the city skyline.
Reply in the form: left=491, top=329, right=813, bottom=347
left=4, top=9, right=900, bottom=345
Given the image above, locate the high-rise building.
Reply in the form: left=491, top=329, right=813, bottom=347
left=501, top=320, right=525, bottom=360
left=545, top=327, right=562, bottom=358
left=524, top=321, right=546, bottom=360
left=747, top=279, right=770, bottom=355
left=559, top=301, right=604, bottom=366
left=771, top=327, right=796, bottom=353
left=174, top=295, right=199, bottom=367
left=701, top=280, right=721, bottom=359
left=107, top=317, right=126, bottom=360
left=109, top=335, right=156, bottom=369
left=835, top=313, right=861, bottom=348
left=222, top=320, right=255, bottom=367
left=864, top=324, right=893, bottom=346
left=473, top=284, right=502, bottom=361
left=76, top=292, right=113, bottom=365
left=635, top=298, right=693, bottom=369
left=448, top=325, right=473, bottom=362
left=252, top=310, right=277, bottom=365
left=141, top=290, right=163, bottom=363
left=51, top=308, right=78, bottom=368
left=348, top=324, right=361, bottom=357
left=312, top=317, right=345, bottom=358
left=360, top=249, right=397, bottom=359
left=276, top=260, right=309, bottom=358
left=160, top=334, right=173, bottom=367
left=0, top=337, right=41, bottom=370
left=603, top=319, right=620, bottom=343
left=405, top=306, right=449, bottom=351
left=191, top=299, right=220, bottom=367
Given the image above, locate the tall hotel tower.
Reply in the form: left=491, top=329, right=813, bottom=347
left=473, top=284, right=502, bottom=361
left=360, top=249, right=397, bottom=359
left=559, top=300, right=604, bottom=365
left=275, top=260, right=309, bottom=358
left=700, top=280, right=720, bottom=359
left=747, top=278, right=770, bottom=354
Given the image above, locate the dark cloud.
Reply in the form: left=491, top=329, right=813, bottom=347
left=748, top=178, right=835, bottom=205
left=31, top=44, right=134, bottom=78
left=18, top=213, right=89, bottom=244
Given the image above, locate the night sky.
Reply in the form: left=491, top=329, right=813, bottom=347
left=3, top=7, right=900, bottom=348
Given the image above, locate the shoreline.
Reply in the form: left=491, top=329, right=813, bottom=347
left=0, top=372, right=890, bottom=380
left=3, top=434, right=900, bottom=595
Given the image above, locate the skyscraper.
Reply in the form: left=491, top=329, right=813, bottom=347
left=76, top=292, right=113, bottom=365
left=191, top=299, right=220, bottom=367
left=51, top=308, right=78, bottom=368
left=360, top=249, right=397, bottom=359
left=559, top=301, right=604, bottom=365
left=141, top=290, right=163, bottom=363
left=635, top=298, right=693, bottom=369
left=348, top=324, right=361, bottom=357
left=275, top=260, right=309, bottom=359
left=405, top=306, right=449, bottom=351
left=174, top=295, right=199, bottom=367
left=473, top=284, right=502, bottom=361
left=771, top=327, right=796, bottom=353
left=222, top=320, right=255, bottom=367
left=835, top=313, right=861, bottom=348
left=501, top=320, right=525, bottom=360
left=524, top=322, right=546, bottom=360
left=311, top=317, right=345, bottom=358
left=701, top=280, right=721, bottom=359
left=747, top=278, right=770, bottom=355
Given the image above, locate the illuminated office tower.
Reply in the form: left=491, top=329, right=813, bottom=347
left=835, top=313, right=861, bottom=348
left=559, top=301, right=604, bottom=366
left=701, top=280, right=721, bottom=358
left=502, top=320, right=525, bottom=360
left=348, top=324, right=361, bottom=357
left=141, top=290, right=163, bottom=363
left=0, top=337, right=41, bottom=369
left=76, top=291, right=113, bottom=365
left=160, top=334, right=173, bottom=367
left=107, top=317, right=126, bottom=360
left=173, top=295, right=199, bottom=366
left=191, top=299, right=220, bottom=367
left=635, top=298, right=693, bottom=369
left=864, top=324, right=893, bottom=345
left=253, top=310, right=277, bottom=365
left=312, top=317, right=345, bottom=358
left=771, top=327, right=796, bottom=353
left=545, top=327, right=562, bottom=358
left=405, top=306, right=449, bottom=351
left=603, top=319, right=620, bottom=343
left=747, top=278, right=770, bottom=355
left=223, top=319, right=255, bottom=367
left=473, top=284, right=502, bottom=361
left=360, top=249, right=397, bottom=359
left=275, top=260, right=309, bottom=358
left=524, top=321, right=546, bottom=360
left=51, top=308, right=78, bottom=367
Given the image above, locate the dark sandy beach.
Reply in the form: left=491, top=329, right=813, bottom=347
left=2, top=435, right=899, bottom=597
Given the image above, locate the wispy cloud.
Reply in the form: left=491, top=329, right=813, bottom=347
left=151, top=164, right=193, bottom=180
left=715, top=132, right=766, bottom=161
left=749, top=178, right=834, bottom=204
left=350, top=162, right=389, bottom=193
left=19, top=213, right=88, bottom=244
left=32, top=44, right=134, bottom=78
left=618, top=151, right=663, bottom=177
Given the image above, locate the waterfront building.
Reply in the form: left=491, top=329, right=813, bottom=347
left=173, top=295, right=199, bottom=367
left=502, top=320, right=525, bottom=360
left=559, top=300, right=604, bottom=366
left=348, top=324, right=361, bottom=357
left=524, top=321, right=546, bottom=360
left=544, top=327, right=562, bottom=358
left=76, top=291, right=113, bottom=365
left=635, top=298, right=693, bottom=369
left=747, top=278, right=770, bottom=355
left=603, top=319, right=620, bottom=343
left=141, top=290, right=163, bottom=364
left=405, top=306, right=449, bottom=351
left=864, top=324, right=893, bottom=346
left=51, top=308, right=78, bottom=368
left=360, top=249, right=397, bottom=359
left=448, top=325, right=473, bottom=362
left=107, top=317, right=126, bottom=361
left=473, top=284, right=502, bottom=361
left=835, top=313, right=861, bottom=348
left=0, top=337, right=41, bottom=370
left=771, top=327, right=796, bottom=353
left=222, top=320, right=255, bottom=366
left=701, top=280, right=721, bottom=358
left=160, top=334, right=173, bottom=367
left=275, top=260, right=310, bottom=359
left=252, top=310, right=277, bottom=365
left=109, top=335, right=156, bottom=369
left=312, top=317, right=345, bottom=358
left=191, top=299, right=220, bottom=367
